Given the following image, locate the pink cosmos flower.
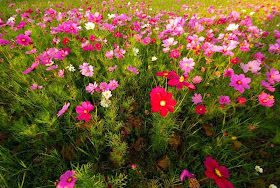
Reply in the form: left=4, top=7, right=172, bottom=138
left=108, top=80, right=119, bottom=90
left=192, top=76, right=202, bottom=84
left=99, top=82, right=109, bottom=92
left=162, top=37, right=178, bottom=48
left=180, top=169, right=195, bottom=182
left=241, top=60, right=261, bottom=74
left=261, top=80, right=275, bottom=92
left=46, top=65, right=58, bottom=71
left=258, top=92, right=275, bottom=107
left=57, top=170, right=77, bottom=188
left=169, top=49, right=180, bottom=59
left=16, top=34, right=32, bottom=46
left=254, top=52, right=265, bottom=61
left=219, top=95, right=231, bottom=105
left=57, top=102, right=70, bottom=117
left=266, top=68, right=280, bottom=85
left=86, top=82, right=99, bottom=94
left=223, top=69, right=234, bottom=77
left=22, top=61, right=39, bottom=74
left=127, top=66, right=139, bottom=74
left=105, top=50, right=114, bottom=59
left=58, top=69, right=64, bottom=78
left=76, top=101, right=94, bottom=122
left=229, top=74, right=251, bottom=93
left=179, top=58, right=195, bottom=73
left=114, top=47, right=126, bottom=59
left=108, top=65, right=117, bottom=72
left=79, top=63, right=94, bottom=77
left=192, top=93, right=202, bottom=104
left=30, top=83, right=43, bottom=90
left=237, top=97, right=246, bottom=105
left=25, top=49, right=37, bottom=54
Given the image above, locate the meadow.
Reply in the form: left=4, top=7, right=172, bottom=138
left=0, top=0, right=280, bottom=187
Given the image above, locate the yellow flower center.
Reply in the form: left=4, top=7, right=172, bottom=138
left=22, top=39, right=26, bottom=42
left=269, top=96, right=274, bottom=99
left=270, top=75, right=274, bottom=78
left=249, top=66, right=252, bottom=69
left=160, top=100, right=166, bottom=106
left=237, top=81, right=242, bottom=85
left=215, top=168, right=223, bottom=177
left=262, top=99, right=267, bottom=103
left=83, top=110, right=88, bottom=114
left=67, top=177, right=72, bottom=183
left=179, top=76, right=184, bottom=82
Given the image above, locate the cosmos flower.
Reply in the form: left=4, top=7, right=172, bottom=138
left=195, top=105, right=206, bottom=115
left=57, top=102, right=70, bottom=117
left=16, top=34, right=32, bottom=46
left=150, top=87, right=177, bottom=116
left=127, top=66, right=139, bottom=74
left=258, top=92, right=274, bottom=107
left=255, top=165, right=263, bottom=173
left=204, top=157, right=234, bottom=188
left=79, top=63, right=94, bottom=77
left=192, top=93, right=202, bottom=104
left=108, top=80, right=119, bottom=90
left=179, top=58, right=195, bottom=73
left=85, top=22, right=95, bottom=30
left=57, top=170, right=77, bottom=188
left=229, top=74, right=251, bottom=93
left=75, top=101, right=94, bottom=122
left=30, top=83, right=43, bottom=90
left=180, top=169, right=195, bottom=182
left=219, top=95, right=231, bottom=105
left=86, top=82, right=99, bottom=94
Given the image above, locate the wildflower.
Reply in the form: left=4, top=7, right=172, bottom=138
left=108, top=65, right=117, bottom=72
left=156, top=70, right=174, bottom=78
left=231, top=57, right=239, bottom=65
left=152, top=56, right=157, bottom=61
left=229, top=74, right=251, bottom=93
left=99, top=82, right=109, bottom=92
left=131, top=163, right=137, bottom=170
left=192, top=93, right=202, bottom=104
left=237, top=97, right=246, bottom=105
left=30, top=83, right=43, bottom=90
left=150, top=87, right=177, bottom=116
left=266, top=68, right=280, bottom=85
left=261, top=80, right=275, bottom=92
left=58, top=69, right=64, bottom=78
left=105, top=50, right=114, bottom=59
left=241, top=60, right=261, bottom=74
left=86, top=82, right=99, bottom=94
left=66, top=64, right=76, bottom=72
left=62, top=37, right=69, bottom=45
left=204, top=157, right=234, bottom=188
left=16, top=34, right=32, bottom=46
left=269, top=184, right=278, bottom=188
left=168, top=74, right=195, bottom=90
left=100, top=98, right=111, bottom=107
left=226, top=23, right=239, bottom=31
left=195, top=105, right=206, bottom=115
left=255, top=165, right=263, bottom=173
left=132, top=48, right=139, bottom=56
left=102, top=90, right=112, bottom=99
left=108, top=80, right=119, bottom=90
left=179, top=58, right=195, bottom=73
left=192, top=76, right=202, bottom=84
left=127, top=66, right=139, bottom=74
left=162, top=37, right=178, bottom=48
left=180, top=169, right=195, bottom=182
left=223, top=69, right=234, bottom=77
left=258, top=92, right=274, bottom=107
left=219, top=95, right=231, bottom=105
left=169, top=49, right=180, bottom=59
left=57, top=170, right=77, bottom=188
left=79, top=63, right=94, bottom=77
left=85, top=22, right=95, bottom=30
left=75, top=101, right=94, bottom=122
left=57, top=102, right=70, bottom=117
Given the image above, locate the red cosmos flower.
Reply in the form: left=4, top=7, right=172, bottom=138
left=150, top=87, right=177, bottom=116
left=230, top=57, right=239, bottom=65
left=156, top=70, right=176, bottom=78
left=62, top=37, right=69, bottom=45
left=168, top=74, right=196, bottom=90
left=237, top=96, right=246, bottom=105
left=94, top=43, right=101, bottom=51
left=195, top=104, right=206, bottom=115
left=90, top=34, right=96, bottom=42
left=204, top=157, right=234, bottom=188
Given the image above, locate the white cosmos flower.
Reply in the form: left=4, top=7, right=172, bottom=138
left=226, top=23, right=239, bottom=31
left=269, top=184, right=278, bottom=188
left=85, top=22, right=95, bottom=30
left=100, top=98, right=111, bottom=107
left=8, top=17, right=15, bottom=22
left=255, top=165, right=263, bottom=173
left=133, top=48, right=139, bottom=56
left=250, top=12, right=255, bottom=15
left=152, top=56, right=157, bottom=61
left=102, top=90, right=112, bottom=99
left=108, top=14, right=115, bottom=19
left=66, top=64, right=76, bottom=72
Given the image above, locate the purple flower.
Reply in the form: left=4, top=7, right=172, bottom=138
left=229, top=74, right=251, bottom=93
left=180, top=169, right=195, bottom=182
left=219, top=95, right=231, bottom=105
left=57, top=102, right=70, bottom=117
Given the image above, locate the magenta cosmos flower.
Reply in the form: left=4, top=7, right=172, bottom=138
left=57, top=170, right=77, bottom=188
left=76, top=101, right=94, bottom=122
left=219, top=95, right=231, bottom=105
left=16, top=34, right=32, bottom=46
left=192, top=93, right=202, bottom=104
left=266, top=68, right=280, bottom=85
left=168, top=74, right=195, bottom=90
left=229, top=74, right=251, bottom=93
left=180, top=169, right=195, bottom=182
left=258, top=92, right=275, bottom=107
left=86, top=82, right=100, bottom=94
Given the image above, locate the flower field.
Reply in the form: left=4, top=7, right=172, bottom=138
left=0, top=0, right=280, bottom=187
